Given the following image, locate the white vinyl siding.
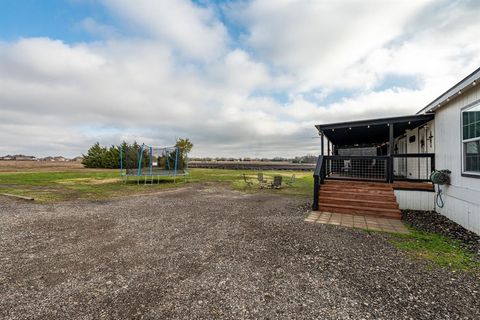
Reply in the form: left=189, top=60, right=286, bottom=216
left=435, top=84, right=480, bottom=234
left=394, top=190, right=435, bottom=211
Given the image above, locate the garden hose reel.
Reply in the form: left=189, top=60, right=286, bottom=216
left=430, top=169, right=451, bottom=208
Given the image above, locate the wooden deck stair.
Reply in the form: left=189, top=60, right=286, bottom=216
left=318, top=180, right=402, bottom=219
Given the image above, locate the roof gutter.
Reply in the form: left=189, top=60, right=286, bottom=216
left=417, top=66, right=480, bottom=114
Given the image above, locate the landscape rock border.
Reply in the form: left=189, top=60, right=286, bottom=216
left=402, top=209, right=480, bottom=255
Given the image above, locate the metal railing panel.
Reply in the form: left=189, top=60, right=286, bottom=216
left=323, top=156, right=389, bottom=182
left=392, top=153, right=434, bottom=182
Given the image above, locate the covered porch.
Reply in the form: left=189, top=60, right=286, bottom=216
left=312, top=114, right=435, bottom=212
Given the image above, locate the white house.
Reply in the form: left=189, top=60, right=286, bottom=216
left=313, top=67, right=480, bottom=235
left=416, top=67, right=480, bottom=234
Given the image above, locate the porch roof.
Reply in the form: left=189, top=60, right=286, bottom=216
left=315, top=114, right=434, bottom=146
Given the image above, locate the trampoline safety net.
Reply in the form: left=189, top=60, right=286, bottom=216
left=120, top=144, right=188, bottom=181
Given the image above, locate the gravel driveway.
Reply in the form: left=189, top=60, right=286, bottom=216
left=1, top=184, right=479, bottom=319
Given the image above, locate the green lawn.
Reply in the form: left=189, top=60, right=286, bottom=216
left=0, top=168, right=313, bottom=202
left=390, top=227, right=480, bottom=273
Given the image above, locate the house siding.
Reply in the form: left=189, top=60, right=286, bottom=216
left=435, top=84, right=480, bottom=234
left=395, top=190, right=435, bottom=211
left=393, top=119, right=435, bottom=179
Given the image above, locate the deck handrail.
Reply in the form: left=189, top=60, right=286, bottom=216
left=312, top=153, right=434, bottom=210
left=312, top=155, right=325, bottom=211
left=391, top=153, right=435, bottom=158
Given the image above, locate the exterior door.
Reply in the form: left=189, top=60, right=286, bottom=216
left=397, top=137, right=407, bottom=178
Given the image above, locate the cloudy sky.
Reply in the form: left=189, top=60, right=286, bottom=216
left=0, top=0, right=479, bottom=158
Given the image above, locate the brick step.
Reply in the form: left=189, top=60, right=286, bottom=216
left=319, top=204, right=401, bottom=219
left=319, top=190, right=397, bottom=202
left=320, top=196, right=399, bottom=209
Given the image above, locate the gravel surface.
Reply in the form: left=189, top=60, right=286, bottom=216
left=1, top=184, right=479, bottom=319
left=403, top=209, right=480, bottom=255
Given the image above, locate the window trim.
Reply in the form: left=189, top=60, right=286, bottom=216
left=461, top=101, right=480, bottom=176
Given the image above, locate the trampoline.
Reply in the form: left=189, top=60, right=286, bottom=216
left=120, top=143, right=188, bottom=184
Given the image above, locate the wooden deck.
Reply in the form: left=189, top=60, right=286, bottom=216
left=319, top=180, right=401, bottom=219
left=392, top=181, right=434, bottom=191
left=317, top=179, right=433, bottom=219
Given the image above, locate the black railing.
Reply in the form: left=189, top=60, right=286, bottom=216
left=392, top=153, right=435, bottom=182
left=312, top=155, right=325, bottom=211
left=312, top=153, right=435, bottom=210
left=323, top=156, right=389, bottom=182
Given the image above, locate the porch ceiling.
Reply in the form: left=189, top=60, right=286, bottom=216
left=316, top=114, right=434, bottom=146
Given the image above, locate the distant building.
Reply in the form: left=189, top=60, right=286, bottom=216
left=14, top=155, right=35, bottom=161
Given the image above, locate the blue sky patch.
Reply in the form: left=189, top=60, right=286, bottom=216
left=374, top=73, right=423, bottom=91
left=0, top=0, right=115, bottom=43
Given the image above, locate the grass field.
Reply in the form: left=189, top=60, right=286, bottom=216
left=0, top=162, right=313, bottom=202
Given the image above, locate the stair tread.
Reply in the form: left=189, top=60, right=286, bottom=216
left=319, top=208, right=401, bottom=219
left=320, top=196, right=399, bottom=206
left=320, top=190, right=396, bottom=197
left=319, top=203, right=401, bottom=213
left=321, top=188, right=393, bottom=194
left=324, top=181, right=391, bottom=187
left=317, top=180, right=402, bottom=218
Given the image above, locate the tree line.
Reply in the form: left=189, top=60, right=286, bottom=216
left=82, top=139, right=193, bottom=169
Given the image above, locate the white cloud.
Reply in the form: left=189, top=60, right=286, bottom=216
left=77, top=17, right=117, bottom=38
left=0, top=0, right=480, bottom=158
left=101, top=0, right=228, bottom=61
left=230, top=0, right=435, bottom=91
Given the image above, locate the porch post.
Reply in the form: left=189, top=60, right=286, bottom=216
left=321, top=132, right=325, bottom=156
left=327, top=139, right=330, bottom=156
left=388, top=124, right=394, bottom=183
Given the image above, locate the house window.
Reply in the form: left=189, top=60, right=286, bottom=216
left=462, top=103, right=480, bottom=174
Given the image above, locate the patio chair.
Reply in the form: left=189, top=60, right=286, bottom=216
left=257, top=172, right=269, bottom=188
left=272, top=175, right=283, bottom=189
left=286, top=174, right=296, bottom=186
left=243, top=173, right=253, bottom=187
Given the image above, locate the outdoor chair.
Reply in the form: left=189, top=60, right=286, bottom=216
left=257, top=173, right=269, bottom=188
left=271, top=175, right=283, bottom=189
left=243, top=173, right=253, bottom=187
left=286, top=174, right=296, bottom=186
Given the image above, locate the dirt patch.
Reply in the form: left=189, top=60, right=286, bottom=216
left=1, top=185, right=479, bottom=319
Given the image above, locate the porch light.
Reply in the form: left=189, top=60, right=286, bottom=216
left=408, top=121, right=411, bottom=124
left=458, top=90, right=462, bottom=95
left=446, top=98, right=450, bottom=102
left=349, top=127, right=351, bottom=130
left=387, top=123, right=390, bottom=126
left=473, top=81, right=477, bottom=86
left=367, top=125, right=370, bottom=128
left=437, top=104, right=441, bottom=107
